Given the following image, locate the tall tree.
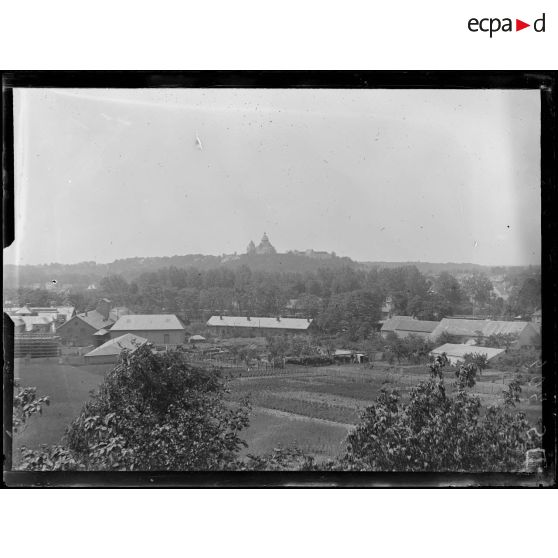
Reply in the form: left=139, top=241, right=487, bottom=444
left=436, top=271, right=465, bottom=310
left=99, top=274, right=130, bottom=299
left=463, top=273, right=494, bottom=314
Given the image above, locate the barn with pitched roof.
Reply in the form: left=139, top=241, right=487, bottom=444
left=109, top=314, right=186, bottom=347
left=56, top=299, right=115, bottom=346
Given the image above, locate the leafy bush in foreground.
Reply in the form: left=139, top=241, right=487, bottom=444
left=342, top=355, right=537, bottom=472
left=19, top=346, right=250, bottom=471
left=16, top=351, right=540, bottom=472
left=13, top=383, right=50, bottom=434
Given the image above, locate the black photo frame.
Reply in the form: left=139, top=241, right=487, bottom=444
left=2, top=71, right=556, bottom=488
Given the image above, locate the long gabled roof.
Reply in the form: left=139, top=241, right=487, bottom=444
left=207, top=315, right=313, bottom=330
left=84, top=333, right=148, bottom=357
left=381, top=316, right=439, bottom=333
left=431, top=318, right=531, bottom=339
left=111, top=314, right=185, bottom=331
left=481, top=320, right=534, bottom=336
left=430, top=343, right=505, bottom=361
left=31, top=306, right=75, bottom=317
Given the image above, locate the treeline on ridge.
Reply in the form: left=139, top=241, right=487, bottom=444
left=9, top=264, right=541, bottom=342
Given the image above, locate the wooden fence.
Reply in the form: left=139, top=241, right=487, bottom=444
left=14, top=334, right=61, bottom=358
left=184, top=357, right=319, bottom=378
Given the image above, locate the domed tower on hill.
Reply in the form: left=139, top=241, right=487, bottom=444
left=246, top=240, right=256, bottom=255
left=255, top=232, right=277, bottom=255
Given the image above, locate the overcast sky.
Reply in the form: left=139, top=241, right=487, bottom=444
left=4, top=87, right=540, bottom=266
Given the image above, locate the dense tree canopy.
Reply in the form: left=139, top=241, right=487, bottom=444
left=463, top=273, right=494, bottom=313
left=79, top=264, right=447, bottom=337
left=436, top=271, right=465, bottom=309
left=5, top=263, right=541, bottom=342
left=506, top=269, right=541, bottom=317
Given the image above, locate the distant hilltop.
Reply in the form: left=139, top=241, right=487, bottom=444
left=3, top=233, right=535, bottom=290
left=246, top=233, right=277, bottom=256
left=245, top=232, right=336, bottom=260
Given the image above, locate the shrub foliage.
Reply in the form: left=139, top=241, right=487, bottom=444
left=16, top=350, right=540, bottom=473
left=19, top=346, right=250, bottom=471
left=342, top=355, right=537, bottom=472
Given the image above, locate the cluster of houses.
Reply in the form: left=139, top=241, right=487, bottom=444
left=4, top=304, right=77, bottom=358
left=380, top=315, right=540, bottom=346
left=5, top=294, right=541, bottom=367
left=380, top=314, right=541, bottom=365
left=5, top=304, right=76, bottom=333
left=5, top=299, right=188, bottom=363
left=5, top=297, right=318, bottom=364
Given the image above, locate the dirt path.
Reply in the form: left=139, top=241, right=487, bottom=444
left=252, top=406, right=355, bottom=430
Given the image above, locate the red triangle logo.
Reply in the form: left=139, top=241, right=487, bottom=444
left=516, top=19, right=530, bottom=31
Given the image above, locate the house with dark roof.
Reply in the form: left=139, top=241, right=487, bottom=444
left=56, top=299, right=115, bottom=346
left=109, top=314, right=186, bottom=347
left=380, top=316, right=440, bottom=340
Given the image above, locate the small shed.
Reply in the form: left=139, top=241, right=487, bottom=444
left=84, top=333, right=148, bottom=364
left=333, top=349, right=368, bottom=364
left=430, top=343, right=505, bottom=366
left=333, top=349, right=354, bottom=363
left=93, top=328, right=111, bottom=346
left=188, top=334, right=207, bottom=343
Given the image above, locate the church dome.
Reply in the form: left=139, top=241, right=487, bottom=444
left=255, top=232, right=276, bottom=255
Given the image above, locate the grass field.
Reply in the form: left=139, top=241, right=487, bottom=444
left=12, top=358, right=111, bottom=466
left=239, top=408, right=351, bottom=461
left=10, top=358, right=543, bottom=467
left=230, top=364, right=543, bottom=458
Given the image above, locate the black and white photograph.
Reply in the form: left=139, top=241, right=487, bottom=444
left=2, top=74, right=553, bottom=483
